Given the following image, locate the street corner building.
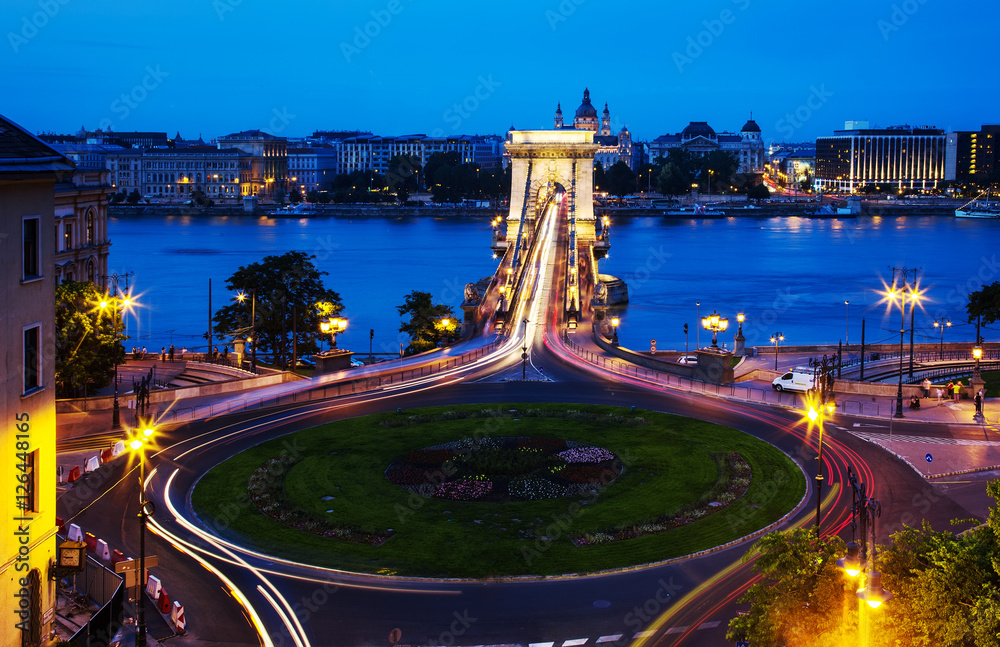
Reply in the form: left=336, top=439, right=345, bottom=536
left=0, top=114, right=71, bottom=647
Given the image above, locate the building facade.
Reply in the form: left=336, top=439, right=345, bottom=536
left=48, top=144, right=112, bottom=285
left=0, top=114, right=71, bottom=647
left=946, top=125, right=1000, bottom=185
left=139, top=146, right=251, bottom=201
left=647, top=119, right=766, bottom=175
left=815, top=123, right=947, bottom=193
left=216, top=130, right=288, bottom=197
left=337, top=134, right=503, bottom=177
left=552, top=89, right=641, bottom=171
left=287, top=146, right=339, bottom=193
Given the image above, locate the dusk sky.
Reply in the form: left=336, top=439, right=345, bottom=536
left=3, top=0, right=996, bottom=143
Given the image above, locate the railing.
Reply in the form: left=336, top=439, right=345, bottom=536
left=68, top=554, right=125, bottom=647
left=154, top=339, right=504, bottom=424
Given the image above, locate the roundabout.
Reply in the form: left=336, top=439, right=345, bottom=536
left=192, top=403, right=805, bottom=578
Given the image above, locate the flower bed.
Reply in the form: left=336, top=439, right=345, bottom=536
left=572, top=452, right=752, bottom=546
left=385, top=436, right=622, bottom=502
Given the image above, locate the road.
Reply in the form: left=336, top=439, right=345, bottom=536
left=60, top=197, right=991, bottom=647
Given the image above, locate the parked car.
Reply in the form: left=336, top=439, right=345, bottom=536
left=677, top=355, right=698, bottom=365
left=350, top=359, right=364, bottom=367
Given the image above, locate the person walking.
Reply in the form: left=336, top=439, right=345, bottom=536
left=921, top=378, right=932, bottom=398
left=936, top=387, right=944, bottom=404
left=168, top=344, right=175, bottom=362
left=160, top=347, right=166, bottom=362
left=953, top=379, right=963, bottom=402
left=975, top=389, right=983, bottom=413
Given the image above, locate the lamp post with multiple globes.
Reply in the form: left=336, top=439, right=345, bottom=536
left=129, top=425, right=156, bottom=647
left=99, top=286, right=133, bottom=430
left=838, top=465, right=892, bottom=610
left=320, top=316, right=348, bottom=350
left=236, top=290, right=256, bottom=371
left=770, top=332, right=784, bottom=371
left=700, top=312, right=729, bottom=349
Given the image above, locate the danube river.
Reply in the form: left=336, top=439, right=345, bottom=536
left=107, top=211, right=999, bottom=357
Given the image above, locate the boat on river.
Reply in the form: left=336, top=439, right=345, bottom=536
left=663, top=203, right=724, bottom=217
left=266, top=203, right=320, bottom=217
left=955, top=191, right=1000, bottom=219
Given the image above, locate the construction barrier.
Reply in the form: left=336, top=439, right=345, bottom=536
left=145, top=574, right=161, bottom=601
left=100, top=448, right=114, bottom=464
left=170, top=601, right=186, bottom=632
left=111, top=549, right=125, bottom=566
left=96, top=539, right=111, bottom=562
left=84, top=456, right=99, bottom=473
left=68, top=466, right=81, bottom=483
left=157, top=589, right=171, bottom=614
left=112, top=440, right=126, bottom=457
left=84, top=532, right=97, bottom=553
left=68, top=523, right=83, bottom=542
left=56, top=517, right=65, bottom=535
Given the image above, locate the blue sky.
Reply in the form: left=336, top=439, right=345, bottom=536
left=2, top=0, right=996, bottom=143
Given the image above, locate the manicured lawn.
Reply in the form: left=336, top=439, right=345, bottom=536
left=192, top=404, right=804, bottom=577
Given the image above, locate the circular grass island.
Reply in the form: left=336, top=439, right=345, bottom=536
left=192, top=404, right=805, bottom=578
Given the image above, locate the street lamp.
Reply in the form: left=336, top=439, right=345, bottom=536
left=237, top=290, right=256, bottom=371
left=838, top=466, right=892, bottom=609
left=770, top=332, right=784, bottom=370
left=700, top=312, right=729, bottom=349
left=129, top=425, right=156, bottom=647
left=321, top=316, right=347, bottom=349
left=845, top=300, right=850, bottom=348
left=933, top=319, right=951, bottom=360
left=885, top=276, right=918, bottom=418
left=807, top=355, right=837, bottom=531
left=974, top=345, right=983, bottom=379
left=611, top=316, right=620, bottom=346
left=99, top=289, right=133, bottom=430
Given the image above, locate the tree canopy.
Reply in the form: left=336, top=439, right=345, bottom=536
left=967, top=282, right=1000, bottom=326
left=728, top=481, right=1000, bottom=647
left=604, top=161, right=636, bottom=198
left=212, top=251, right=342, bottom=368
left=55, top=280, right=127, bottom=397
left=397, top=290, right=458, bottom=355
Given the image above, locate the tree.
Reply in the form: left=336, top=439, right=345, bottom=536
left=397, top=290, right=458, bottom=355
left=55, top=280, right=126, bottom=398
left=387, top=154, right=421, bottom=192
left=967, top=282, right=1000, bottom=327
left=213, top=251, right=343, bottom=368
left=747, top=183, right=770, bottom=201
left=423, top=151, right=461, bottom=192
left=604, top=161, right=636, bottom=198
left=701, top=150, right=740, bottom=193
left=126, top=189, right=141, bottom=205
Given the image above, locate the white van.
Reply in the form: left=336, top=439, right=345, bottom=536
left=772, top=366, right=816, bottom=392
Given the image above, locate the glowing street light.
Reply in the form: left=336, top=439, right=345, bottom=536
left=700, top=312, right=729, bottom=349
left=933, top=319, right=951, bottom=360
left=770, top=332, right=784, bottom=370
left=129, top=424, right=156, bottom=647
left=611, top=316, right=620, bottom=346
left=321, top=316, right=348, bottom=349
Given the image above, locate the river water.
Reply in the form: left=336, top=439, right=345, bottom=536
left=108, top=211, right=999, bottom=356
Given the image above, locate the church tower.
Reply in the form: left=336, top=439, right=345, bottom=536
left=601, top=103, right=611, bottom=136
left=573, top=88, right=599, bottom=132
left=554, top=103, right=564, bottom=129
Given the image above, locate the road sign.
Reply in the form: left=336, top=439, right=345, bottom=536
left=925, top=453, right=933, bottom=463
left=521, top=352, right=528, bottom=360
left=114, top=555, right=158, bottom=572
left=650, top=339, right=657, bottom=353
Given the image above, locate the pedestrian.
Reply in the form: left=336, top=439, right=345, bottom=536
left=181, top=346, right=187, bottom=356
left=223, top=345, right=229, bottom=361
left=975, top=389, right=983, bottom=413
left=953, top=379, right=963, bottom=402
left=921, top=378, right=931, bottom=398
left=160, top=347, right=166, bottom=362
left=169, top=344, right=175, bottom=362
left=936, top=387, right=944, bottom=404
left=214, top=346, right=219, bottom=361
left=141, top=346, right=147, bottom=359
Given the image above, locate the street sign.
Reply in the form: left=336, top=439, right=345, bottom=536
left=925, top=453, right=933, bottom=463
left=114, top=555, right=158, bottom=572
left=521, top=352, right=528, bottom=360
left=650, top=339, right=657, bottom=353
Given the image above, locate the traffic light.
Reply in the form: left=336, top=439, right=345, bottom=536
left=683, top=323, right=688, bottom=334
left=370, top=328, right=374, bottom=339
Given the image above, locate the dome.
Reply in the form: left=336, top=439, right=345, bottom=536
left=602, top=103, right=610, bottom=116
left=741, top=119, right=761, bottom=133
left=555, top=103, right=562, bottom=115
left=681, top=121, right=716, bottom=138
left=575, top=88, right=597, bottom=119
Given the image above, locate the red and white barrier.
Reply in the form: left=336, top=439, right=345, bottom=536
left=170, top=601, right=186, bottom=632
left=68, top=523, right=83, bottom=542
left=84, top=456, right=100, bottom=473
left=157, top=589, right=171, bottom=614
left=96, top=539, right=111, bottom=562
left=145, top=574, right=161, bottom=600
left=84, top=532, right=97, bottom=553
left=112, top=440, right=126, bottom=457
left=68, top=466, right=81, bottom=482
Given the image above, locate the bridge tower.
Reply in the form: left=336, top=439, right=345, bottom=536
left=504, top=130, right=599, bottom=247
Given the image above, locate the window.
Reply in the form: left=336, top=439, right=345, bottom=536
left=86, top=210, right=95, bottom=245
left=63, top=222, right=73, bottom=251
left=22, top=217, right=40, bottom=280
left=23, top=324, right=41, bottom=393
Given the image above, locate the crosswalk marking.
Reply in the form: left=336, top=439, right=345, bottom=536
left=697, top=621, right=721, bottom=629
left=596, top=635, right=623, bottom=643
left=563, top=640, right=588, bottom=646
left=853, top=431, right=1000, bottom=447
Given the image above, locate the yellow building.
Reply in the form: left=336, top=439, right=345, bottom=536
left=0, top=114, right=72, bottom=647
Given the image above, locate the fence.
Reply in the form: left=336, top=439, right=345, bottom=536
left=68, top=555, right=125, bottom=647
left=154, top=339, right=504, bottom=424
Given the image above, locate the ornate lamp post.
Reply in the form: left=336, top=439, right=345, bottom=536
left=974, top=345, right=983, bottom=379
left=700, top=312, right=729, bottom=349
left=610, top=316, right=620, bottom=346
left=770, top=332, right=784, bottom=370
left=885, top=276, right=915, bottom=418
left=321, top=316, right=347, bottom=349
left=839, top=466, right=892, bottom=610
left=129, top=425, right=155, bottom=647
left=807, top=355, right=837, bottom=531
left=933, top=319, right=951, bottom=360
left=237, top=290, right=256, bottom=371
